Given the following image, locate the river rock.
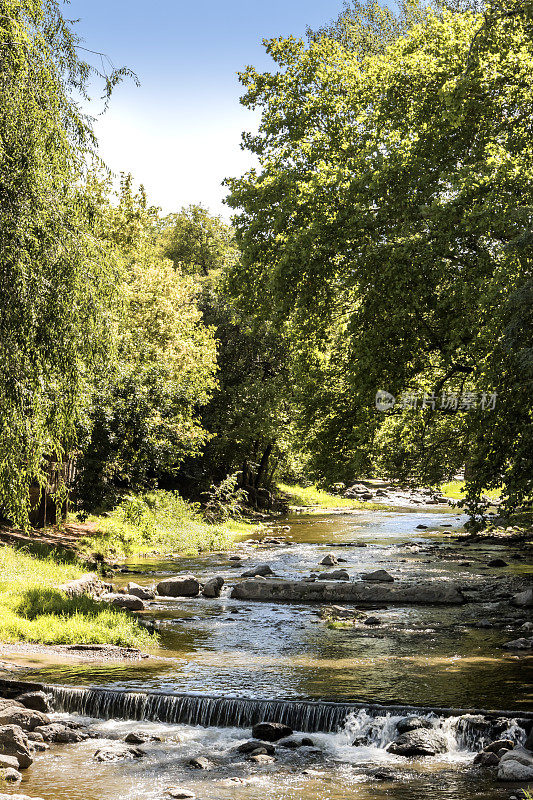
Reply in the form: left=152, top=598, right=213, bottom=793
left=56, top=573, right=111, bottom=598
left=34, top=723, right=88, bottom=743
left=502, top=637, right=533, bottom=650
left=127, top=583, right=155, bottom=601
left=14, top=692, right=52, bottom=714
left=488, top=559, right=508, bottom=568
left=94, top=742, right=145, bottom=761
left=235, top=739, right=275, bottom=755
left=319, top=554, right=338, bottom=566
left=318, top=570, right=350, bottom=581
left=387, top=728, right=448, bottom=756
left=157, top=576, right=200, bottom=597
left=416, top=525, right=428, bottom=529
left=511, top=589, right=533, bottom=608
left=362, top=570, right=394, bottom=583
left=0, top=726, right=33, bottom=769
left=188, top=756, right=211, bottom=770
left=396, top=716, right=433, bottom=734
left=241, top=564, right=275, bottom=578
left=497, top=747, right=533, bottom=780
left=0, top=708, right=49, bottom=732
left=252, top=722, right=293, bottom=742
left=166, top=789, right=196, bottom=799
left=363, top=616, right=381, bottom=625
left=202, top=577, right=224, bottom=598
left=474, top=751, right=500, bottom=766
left=0, top=767, right=21, bottom=783
left=231, top=578, right=463, bottom=605
left=484, top=739, right=514, bottom=754
left=124, top=731, right=162, bottom=744
left=249, top=753, right=276, bottom=763
left=525, top=727, right=533, bottom=752
left=0, top=755, right=20, bottom=770
left=301, top=737, right=314, bottom=746
left=102, top=593, right=145, bottom=611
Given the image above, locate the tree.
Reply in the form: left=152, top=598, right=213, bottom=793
left=75, top=177, right=218, bottom=509
left=0, top=0, right=133, bottom=526
left=226, top=2, right=533, bottom=516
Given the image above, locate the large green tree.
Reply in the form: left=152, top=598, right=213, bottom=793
left=226, top=1, right=533, bottom=517
left=0, top=0, right=132, bottom=526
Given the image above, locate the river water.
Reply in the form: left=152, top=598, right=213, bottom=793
left=11, top=509, right=533, bottom=800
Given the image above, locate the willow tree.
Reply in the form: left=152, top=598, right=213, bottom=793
left=226, top=0, right=533, bottom=517
left=0, top=0, right=132, bottom=525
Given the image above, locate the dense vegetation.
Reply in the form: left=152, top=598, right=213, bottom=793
left=0, top=0, right=531, bottom=534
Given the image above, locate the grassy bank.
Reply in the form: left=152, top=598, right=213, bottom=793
left=0, top=546, right=155, bottom=648
left=440, top=480, right=501, bottom=501
left=277, top=483, right=386, bottom=510
left=80, top=490, right=255, bottom=559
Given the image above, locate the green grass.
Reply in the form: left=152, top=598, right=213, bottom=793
left=277, top=482, right=386, bottom=510
left=80, top=490, right=255, bottom=559
left=440, top=480, right=501, bottom=501
left=0, top=546, right=155, bottom=648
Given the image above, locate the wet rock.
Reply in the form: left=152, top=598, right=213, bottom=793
left=363, top=616, right=381, bottom=626
left=488, top=559, right=508, bottom=568
left=319, top=554, right=338, bottom=566
left=249, top=753, right=276, bottom=763
left=252, top=722, right=293, bottom=742
left=396, top=716, right=433, bottom=734
left=34, top=723, right=88, bottom=743
left=0, top=767, right=21, bottom=783
left=188, top=756, right=211, bottom=770
left=362, top=570, right=394, bottom=583
left=14, top=692, right=52, bottom=714
left=484, top=739, right=515, bottom=754
left=231, top=578, right=464, bottom=605
left=94, top=743, right=145, bottom=761
left=278, top=739, right=299, bottom=749
left=0, top=726, right=33, bottom=769
left=511, top=589, right=533, bottom=608
left=0, top=755, right=20, bottom=770
left=103, top=593, right=145, bottom=611
left=241, top=564, right=275, bottom=578
left=474, top=751, right=500, bottom=766
left=0, top=708, right=50, bottom=732
left=372, top=768, right=398, bottom=780
left=165, top=789, right=196, bottom=799
left=235, top=740, right=275, bottom=755
left=387, top=728, right=448, bottom=756
left=324, top=605, right=360, bottom=619
left=416, top=525, right=428, bottom=530
left=126, top=583, right=156, bottom=601
left=318, top=570, right=350, bottom=581
left=497, top=747, right=533, bottom=780
left=202, top=577, right=224, bottom=598
left=157, top=576, right=201, bottom=597
left=502, top=637, right=533, bottom=650
left=525, top=727, right=533, bottom=752
left=124, top=731, right=162, bottom=744
left=301, top=737, right=314, bottom=747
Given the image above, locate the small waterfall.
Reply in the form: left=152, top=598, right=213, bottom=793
left=41, top=683, right=531, bottom=745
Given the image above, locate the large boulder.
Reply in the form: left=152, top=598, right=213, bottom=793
left=157, top=576, right=200, bottom=597
left=0, top=708, right=49, bottom=732
left=396, top=716, right=432, bottom=735
left=14, top=692, right=52, bottom=714
left=510, top=588, right=533, bottom=608
left=0, top=726, right=33, bottom=769
left=126, top=583, right=155, bottom=601
left=202, top=577, right=224, bottom=598
left=362, top=570, right=394, bottom=583
left=387, top=728, right=448, bottom=757
left=231, top=578, right=464, bottom=605
left=251, top=722, right=293, bottom=742
left=497, top=747, right=533, bottom=780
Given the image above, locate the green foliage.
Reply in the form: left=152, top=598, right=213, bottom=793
left=76, top=177, right=218, bottom=509
left=277, top=482, right=383, bottom=509
left=161, top=204, right=239, bottom=277
left=227, top=1, right=533, bottom=517
left=82, top=490, right=244, bottom=558
left=0, top=545, right=153, bottom=647
left=203, top=473, right=248, bottom=523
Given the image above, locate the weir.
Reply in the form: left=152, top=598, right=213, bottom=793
left=1, top=679, right=532, bottom=736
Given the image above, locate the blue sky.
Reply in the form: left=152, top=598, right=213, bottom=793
left=67, top=0, right=347, bottom=217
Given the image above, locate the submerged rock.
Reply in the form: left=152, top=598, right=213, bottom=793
left=387, top=728, right=448, bottom=756
left=252, top=722, right=293, bottom=742
left=157, top=576, right=200, bottom=597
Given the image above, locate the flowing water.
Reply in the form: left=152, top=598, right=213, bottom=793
left=9, top=510, right=533, bottom=799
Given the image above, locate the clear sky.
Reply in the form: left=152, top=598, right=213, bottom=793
left=67, top=0, right=346, bottom=218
